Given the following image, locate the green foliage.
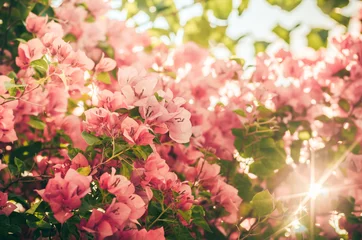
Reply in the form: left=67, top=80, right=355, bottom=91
left=183, top=16, right=212, bottom=48
left=266, top=0, right=302, bottom=11
left=96, top=72, right=111, bottom=84
left=207, top=0, right=233, bottom=20
left=307, top=28, right=329, bottom=50
left=272, top=24, right=291, bottom=43
left=81, top=131, right=102, bottom=146
left=251, top=190, right=275, bottom=217
left=254, top=41, right=271, bottom=54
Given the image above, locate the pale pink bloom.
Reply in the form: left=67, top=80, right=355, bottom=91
left=117, top=65, right=158, bottom=106
left=116, top=193, right=146, bottom=223
left=86, top=0, right=110, bottom=17
left=15, top=39, right=45, bottom=69
left=0, top=106, right=17, bottom=142
left=63, top=50, right=95, bottom=70
left=99, top=168, right=133, bottom=196
left=95, top=53, right=117, bottom=73
left=36, top=169, right=91, bottom=223
left=143, top=153, right=170, bottom=186
left=83, top=107, right=121, bottom=136
left=70, top=153, right=89, bottom=170
left=0, top=160, right=7, bottom=171
left=25, top=12, right=48, bottom=34
left=121, top=117, right=154, bottom=146
left=118, top=227, right=165, bottom=240
left=60, top=115, right=88, bottom=150
left=0, top=192, right=16, bottom=216
left=41, top=21, right=64, bottom=38
left=96, top=90, right=127, bottom=111
left=83, top=199, right=131, bottom=239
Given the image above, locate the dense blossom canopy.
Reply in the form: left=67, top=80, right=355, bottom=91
left=1, top=0, right=362, bottom=239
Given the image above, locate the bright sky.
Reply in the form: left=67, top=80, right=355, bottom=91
left=109, top=0, right=361, bottom=63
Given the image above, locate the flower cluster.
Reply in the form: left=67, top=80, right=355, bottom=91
left=1, top=0, right=362, bottom=239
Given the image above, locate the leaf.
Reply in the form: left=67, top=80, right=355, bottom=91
left=191, top=206, right=212, bottom=232
left=148, top=28, right=170, bottom=37
left=3, top=81, right=25, bottom=91
left=338, top=98, right=350, bottom=112
left=260, top=138, right=275, bottom=149
left=251, top=190, right=274, bottom=217
left=207, top=0, right=233, bottom=20
left=14, top=157, right=23, bottom=173
left=30, top=58, right=48, bottom=79
left=183, top=17, right=212, bottom=48
left=28, top=116, right=46, bottom=130
left=329, top=11, right=350, bottom=27
left=298, top=130, right=311, bottom=140
left=266, top=0, right=302, bottom=11
left=291, top=140, right=302, bottom=162
left=238, top=0, right=249, bottom=15
left=317, top=0, right=349, bottom=14
left=272, top=24, right=290, bottom=44
left=307, top=28, right=329, bottom=50
left=332, top=68, right=350, bottom=78
left=178, top=209, right=192, bottom=223
left=26, top=201, right=43, bottom=215
left=234, top=109, right=246, bottom=117
left=77, top=166, right=91, bottom=176
left=233, top=174, right=253, bottom=201
left=254, top=41, right=271, bottom=54
left=96, top=72, right=111, bottom=84
left=81, top=131, right=102, bottom=146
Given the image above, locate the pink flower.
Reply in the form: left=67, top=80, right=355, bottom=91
left=117, top=65, right=158, bottom=106
left=83, top=107, right=121, bottom=136
left=96, top=90, right=127, bottom=111
left=95, top=53, right=117, bottom=73
left=143, top=153, right=170, bottom=186
left=83, top=199, right=131, bottom=239
left=25, top=12, right=48, bottom=34
left=36, top=169, right=91, bottom=223
left=0, top=106, right=17, bottom=142
left=100, top=168, right=133, bottom=196
left=70, top=153, right=89, bottom=170
left=0, top=160, right=7, bottom=171
left=60, top=115, right=88, bottom=150
left=0, top=192, right=16, bottom=216
left=118, top=227, right=165, bottom=240
left=121, top=117, right=154, bottom=146
left=15, top=38, right=45, bottom=69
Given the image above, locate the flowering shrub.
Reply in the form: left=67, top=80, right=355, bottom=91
left=1, top=0, right=362, bottom=239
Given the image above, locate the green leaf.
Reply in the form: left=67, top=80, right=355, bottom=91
left=28, top=116, right=46, bottom=130
left=317, top=0, right=349, bottom=14
left=178, top=209, right=192, bottom=223
left=329, top=11, right=350, bottom=27
left=183, top=17, right=212, bottom=48
left=272, top=24, right=290, bottom=43
left=81, top=131, right=102, bottom=146
left=191, top=206, right=212, bottom=232
left=298, top=130, right=311, bottom=140
left=254, top=41, right=271, bottom=54
left=338, top=98, right=350, bottom=112
left=233, top=174, right=253, bottom=201
left=291, top=140, right=302, bottom=162
left=4, top=81, right=25, bottom=91
left=307, top=28, right=328, bottom=50
left=207, top=0, right=233, bottom=20
left=233, top=109, right=246, bottom=117
left=77, top=166, right=91, bottom=176
left=26, top=201, right=43, bottom=215
left=260, top=138, right=275, bottom=149
left=30, top=58, right=48, bottom=79
left=238, top=0, right=249, bottom=15
left=148, top=28, right=170, bottom=37
left=266, top=0, right=302, bottom=11
left=332, top=68, right=350, bottom=78
left=14, top=157, right=23, bottom=173
left=251, top=190, right=274, bottom=217
left=249, top=161, right=274, bottom=177
left=96, top=72, right=111, bottom=84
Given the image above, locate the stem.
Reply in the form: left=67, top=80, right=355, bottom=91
left=148, top=204, right=172, bottom=229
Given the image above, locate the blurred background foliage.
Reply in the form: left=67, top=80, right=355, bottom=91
left=113, top=0, right=360, bottom=63
left=0, top=0, right=360, bottom=66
